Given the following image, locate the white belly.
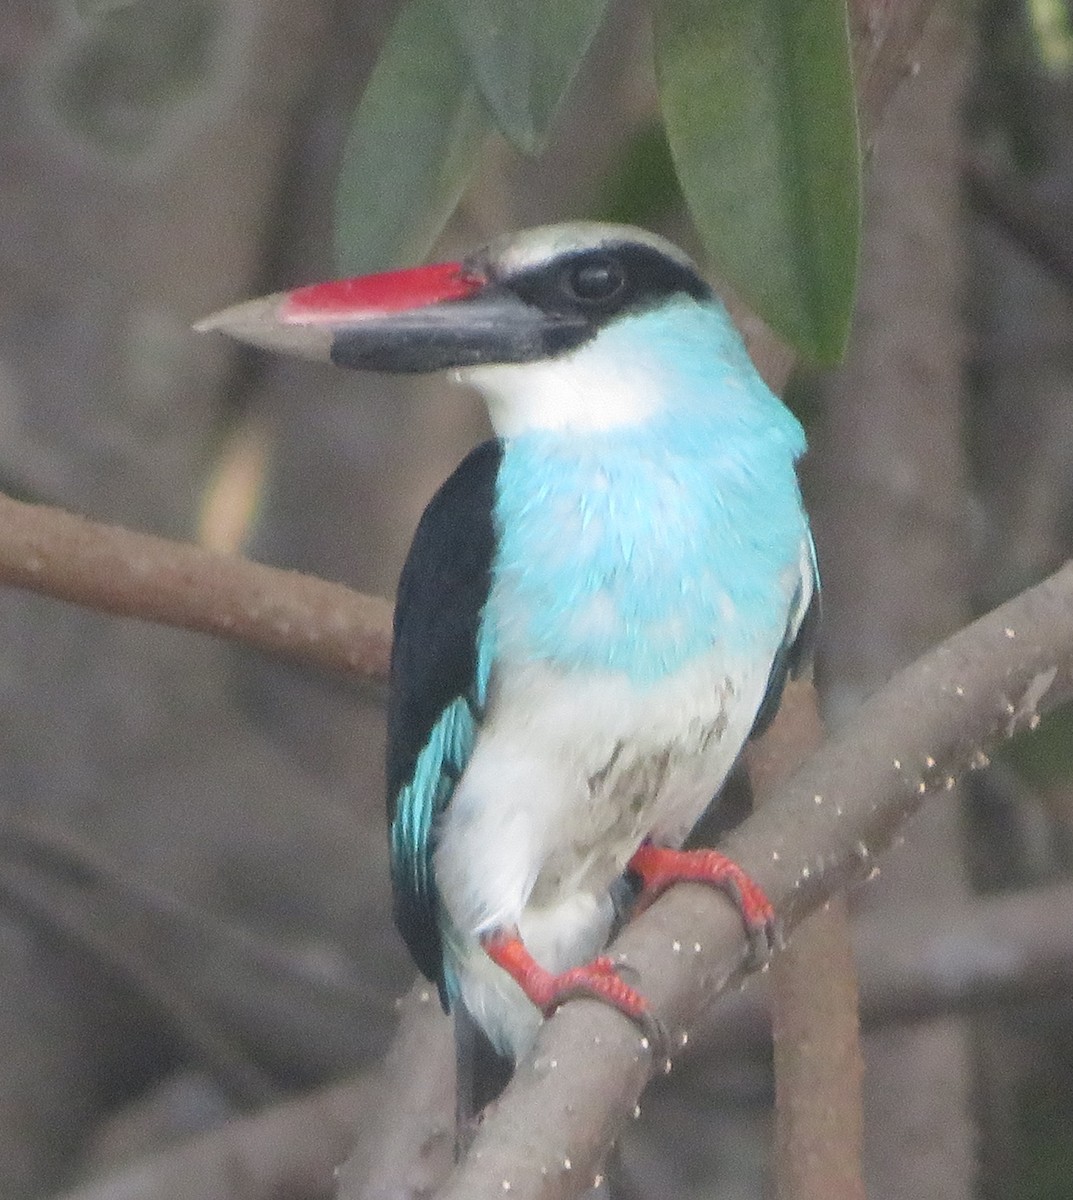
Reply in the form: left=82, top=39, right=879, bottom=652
left=434, top=646, right=772, bottom=1056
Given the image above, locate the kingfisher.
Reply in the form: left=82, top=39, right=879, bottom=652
left=199, top=222, right=818, bottom=1109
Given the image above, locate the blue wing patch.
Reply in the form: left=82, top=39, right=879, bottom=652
left=389, top=634, right=493, bottom=1002
left=750, top=534, right=820, bottom=740
left=387, top=440, right=501, bottom=1006
left=391, top=699, right=474, bottom=924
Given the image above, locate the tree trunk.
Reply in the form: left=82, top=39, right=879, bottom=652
left=807, top=9, right=976, bottom=1197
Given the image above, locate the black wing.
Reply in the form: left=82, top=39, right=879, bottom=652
left=387, top=439, right=502, bottom=1003
left=749, top=536, right=821, bottom=740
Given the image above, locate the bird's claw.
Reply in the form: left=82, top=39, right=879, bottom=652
left=540, top=956, right=668, bottom=1059
left=628, top=843, right=778, bottom=967
left=481, top=932, right=666, bottom=1057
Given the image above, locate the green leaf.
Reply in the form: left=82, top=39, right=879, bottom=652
left=656, top=0, right=861, bottom=363
left=334, top=0, right=491, bottom=275
left=594, top=121, right=685, bottom=228
left=1005, top=700, right=1073, bottom=788
left=1026, top=0, right=1073, bottom=75
left=441, top=0, right=611, bottom=155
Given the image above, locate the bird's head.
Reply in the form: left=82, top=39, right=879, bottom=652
left=197, top=223, right=758, bottom=436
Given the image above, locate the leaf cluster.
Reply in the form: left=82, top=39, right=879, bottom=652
left=333, top=0, right=861, bottom=363
left=77, top=0, right=862, bottom=360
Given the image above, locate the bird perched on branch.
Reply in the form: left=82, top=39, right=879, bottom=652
left=199, top=222, right=818, bottom=1121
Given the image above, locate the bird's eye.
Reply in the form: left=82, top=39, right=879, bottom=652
left=562, top=255, right=626, bottom=304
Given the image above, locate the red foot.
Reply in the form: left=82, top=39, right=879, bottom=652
left=481, top=930, right=651, bottom=1026
left=628, top=843, right=776, bottom=955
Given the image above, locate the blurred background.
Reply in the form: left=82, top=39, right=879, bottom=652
left=0, top=1, right=1072, bottom=1197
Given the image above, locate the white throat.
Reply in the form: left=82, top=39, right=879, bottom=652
left=457, top=335, right=661, bottom=436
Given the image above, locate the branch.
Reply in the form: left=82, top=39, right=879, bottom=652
left=64, top=865, right=1073, bottom=1200
left=745, top=691, right=864, bottom=1200
left=0, top=814, right=390, bottom=1101
left=855, top=874, right=1073, bottom=1026
left=0, top=491, right=393, bottom=682
left=54, top=1077, right=374, bottom=1200
left=422, top=561, right=1073, bottom=1200
left=0, top=850, right=282, bottom=1108
left=965, top=154, right=1073, bottom=297
left=663, top=875, right=1073, bottom=1059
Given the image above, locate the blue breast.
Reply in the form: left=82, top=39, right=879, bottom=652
left=488, top=301, right=808, bottom=684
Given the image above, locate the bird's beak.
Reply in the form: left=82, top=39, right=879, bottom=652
left=195, top=260, right=586, bottom=374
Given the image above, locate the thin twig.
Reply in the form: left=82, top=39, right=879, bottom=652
left=53, top=1077, right=373, bottom=1200
left=0, top=858, right=282, bottom=1107
left=0, top=814, right=391, bottom=1086
left=0, top=491, right=393, bottom=682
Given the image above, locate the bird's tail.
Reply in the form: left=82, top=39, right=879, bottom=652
left=454, top=1004, right=513, bottom=1151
